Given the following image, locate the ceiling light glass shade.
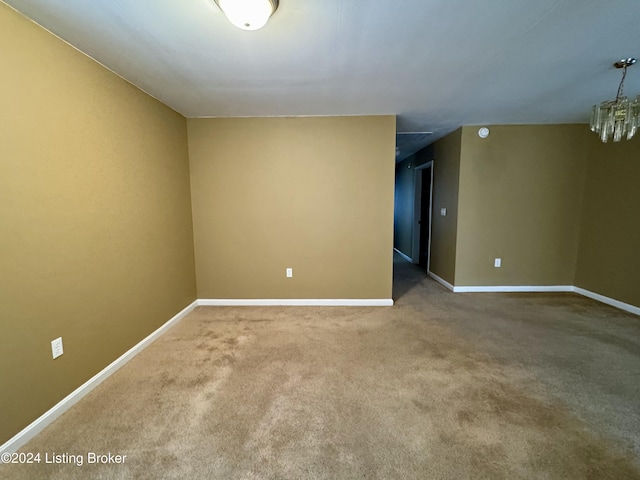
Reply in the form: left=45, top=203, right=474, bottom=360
left=215, top=0, right=278, bottom=31
left=590, top=58, right=640, bottom=143
left=590, top=96, right=640, bottom=142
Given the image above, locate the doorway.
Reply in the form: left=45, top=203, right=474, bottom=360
left=412, top=162, right=433, bottom=273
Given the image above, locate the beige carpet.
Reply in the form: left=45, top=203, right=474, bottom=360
left=2, top=258, right=640, bottom=479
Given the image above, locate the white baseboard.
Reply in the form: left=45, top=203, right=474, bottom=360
left=427, top=271, right=455, bottom=291
left=2, top=284, right=635, bottom=454
left=442, top=283, right=638, bottom=316
left=574, top=287, right=640, bottom=316
left=0, top=300, right=198, bottom=455
left=393, top=248, right=414, bottom=264
left=197, top=299, right=394, bottom=306
left=453, top=285, right=574, bottom=293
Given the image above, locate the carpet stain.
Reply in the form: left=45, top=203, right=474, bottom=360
left=411, top=399, right=432, bottom=414
left=2, top=262, right=639, bottom=479
left=456, top=409, right=476, bottom=425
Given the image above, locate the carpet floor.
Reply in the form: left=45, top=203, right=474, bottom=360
left=2, top=256, right=640, bottom=479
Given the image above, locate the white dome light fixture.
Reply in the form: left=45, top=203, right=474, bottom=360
left=214, top=0, right=279, bottom=31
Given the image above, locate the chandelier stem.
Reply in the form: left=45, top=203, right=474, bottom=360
left=616, top=65, right=627, bottom=101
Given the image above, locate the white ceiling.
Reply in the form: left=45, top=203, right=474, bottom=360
left=5, top=0, right=640, bottom=156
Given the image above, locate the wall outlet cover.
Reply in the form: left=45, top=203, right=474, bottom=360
left=51, top=337, right=64, bottom=359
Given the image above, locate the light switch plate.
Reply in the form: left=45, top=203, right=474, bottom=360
left=440, top=208, right=447, bottom=216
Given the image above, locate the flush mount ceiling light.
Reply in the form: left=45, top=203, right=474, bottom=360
left=590, top=58, right=640, bottom=142
left=214, top=0, right=278, bottom=31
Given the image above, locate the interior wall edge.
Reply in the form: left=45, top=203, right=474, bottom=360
left=0, top=0, right=186, bottom=118
left=0, top=300, right=198, bottom=456
left=427, top=271, right=454, bottom=292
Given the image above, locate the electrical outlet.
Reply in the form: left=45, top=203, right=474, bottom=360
left=440, top=208, right=447, bottom=216
left=494, top=258, right=502, bottom=268
left=51, top=337, right=64, bottom=359
left=286, top=268, right=293, bottom=278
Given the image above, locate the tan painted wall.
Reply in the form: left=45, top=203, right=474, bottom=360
left=430, top=128, right=462, bottom=284
left=455, top=125, right=588, bottom=286
left=187, top=116, right=396, bottom=300
left=0, top=4, right=196, bottom=443
left=575, top=135, right=640, bottom=307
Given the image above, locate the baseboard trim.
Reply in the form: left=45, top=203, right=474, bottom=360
left=453, top=285, right=574, bottom=293
left=3, top=285, right=634, bottom=453
left=197, top=299, right=394, bottom=306
left=393, top=248, right=413, bottom=263
left=427, top=271, right=455, bottom=291
left=574, top=287, right=640, bottom=316
left=444, top=284, right=638, bottom=316
left=0, top=300, right=198, bottom=455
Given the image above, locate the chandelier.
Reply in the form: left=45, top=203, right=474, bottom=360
left=590, top=58, right=640, bottom=142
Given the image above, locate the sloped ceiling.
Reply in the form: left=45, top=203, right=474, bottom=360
left=4, top=0, right=640, bottom=155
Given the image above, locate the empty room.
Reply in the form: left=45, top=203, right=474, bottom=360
left=1, top=0, right=639, bottom=479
